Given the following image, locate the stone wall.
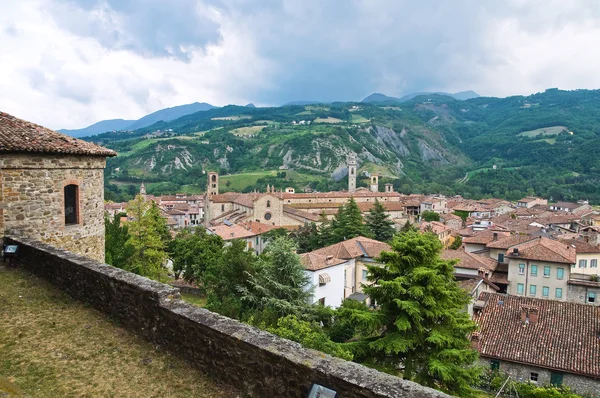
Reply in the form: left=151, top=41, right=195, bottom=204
left=567, top=280, right=600, bottom=306
left=7, top=236, right=449, bottom=398
left=478, top=358, right=600, bottom=397
left=0, top=154, right=106, bottom=261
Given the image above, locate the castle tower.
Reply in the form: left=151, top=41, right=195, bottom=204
left=207, top=172, right=219, bottom=196
left=370, top=174, right=379, bottom=192
left=347, top=155, right=357, bottom=192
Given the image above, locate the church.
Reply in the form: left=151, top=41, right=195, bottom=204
left=204, top=156, right=406, bottom=228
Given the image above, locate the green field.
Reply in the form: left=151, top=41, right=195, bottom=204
left=219, top=171, right=278, bottom=191
left=517, top=125, right=568, bottom=138
left=358, top=162, right=396, bottom=177
left=314, top=117, right=343, bottom=124
left=351, top=114, right=370, bottom=123
left=230, top=125, right=266, bottom=136
left=210, top=115, right=252, bottom=121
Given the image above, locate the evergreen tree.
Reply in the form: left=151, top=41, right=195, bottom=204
left=125, top=195, right=169, bottom=280
left=317, top=211, right=333, bottom=247
left=240, top=237, right=316, bottom=325
left=399, top=219, right=418, bottom=234
left=365, top=199, right=395, bottom=242
left=290, top=222, right=320, bottom=253
left=332, top=198, right=371, bottom=242
left=105, top=213, right=134, bottom=267
left=449, top=235, right=463, bottom=250
left=348, top=231, right=481, bottom=396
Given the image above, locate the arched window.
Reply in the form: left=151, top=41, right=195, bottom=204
left=211, top=175, right=217, bottom=182
left=266, top=200, right=271, bottom=208
left=64, top=184, right=79, bottom=225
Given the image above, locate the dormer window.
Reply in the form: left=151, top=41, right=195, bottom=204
left=64, top=184, right=79, bottom=225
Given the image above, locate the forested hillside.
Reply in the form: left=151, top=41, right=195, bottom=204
left=87, top=89, right=600, bottom=204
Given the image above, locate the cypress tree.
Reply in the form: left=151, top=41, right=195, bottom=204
left=365, top=199, right=395, bottom=242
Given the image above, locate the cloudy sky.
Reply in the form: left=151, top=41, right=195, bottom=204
left=2, top=0, right=600, bottom=129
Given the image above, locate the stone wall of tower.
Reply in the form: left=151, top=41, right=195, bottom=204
left=347, top=155, right=357, bottom=192
left=207, top=172, right=219, bottom=196
left=0, top=153, right=107, bottom=262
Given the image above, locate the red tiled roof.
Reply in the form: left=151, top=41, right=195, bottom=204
left=486, top=234, right=537, bottom=249
left=506, top=237, right=576, bottom=264
left=309, top=236, right=391, bottom=262
left=441, top=249, right=498, bottom=272
left=463, top=230, right=510, bottom=245
left=473, top=292, right=600, bottom=378
left=558, top=239, right=600, bottom=254
left=420, top=221, right=451, bottom=235
left=0, top=111, right=116, bottom=157
left=208, top=223, right=255, bottom=240
left=300, top=252, right=347, bottom=271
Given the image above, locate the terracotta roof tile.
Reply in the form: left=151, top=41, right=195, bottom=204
left=0, top=111, right=116, bottom=157
left=558, top=239, right=600, bottom=254
left=309, top=236, right=391, bottom=262
left=463, top=230, right=511, bottom=245
left=486, top=234, right=537, bottom=249
left=441, top=249, right=498, bottom=272
left=300, top=252, right=347, bottom=271
left=473, top=292, right=600, bottom=378
left=506, top=237, right=576, bottom=264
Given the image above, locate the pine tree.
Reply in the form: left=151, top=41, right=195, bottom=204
left=240, top=237, right=316, bottom=325
left=317, top=211, right=333, bottom=247
left=365, top=199, right=395, bottom=242
left=349, top=231, right=481, bottom=396
left=125, top=195, right=169, bottom=280
left=400, top=219, right=417, bottom=234
left=332, top=198, right=371, bottom=242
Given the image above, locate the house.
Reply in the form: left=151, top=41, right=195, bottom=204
left=0, top=111, right=116, bottom=261
left=505, top=237, right=576, bottom=301
left=300, top=236, right=391, bottom=308
left=207, top=220, right=276, bottom=254
left=420, top=196, right=447, bottom=214
left=441, top=213, right=463, bottom=231
left=485, top=234, right=537, bottom=265
left=516, top=197, right=548, bottom=208
left=472, top=293, right=600, bottom=396
left=420, top=221, right=453, bottom=247
left=549, top=201, right=588, bottom=213
left=462, top=230, right=510, bottom=253
left=559, top=238, right=600, bottom=276
left=457, top=277, right=499, bottom=317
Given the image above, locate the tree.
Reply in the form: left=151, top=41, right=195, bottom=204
left=331, top=198, right=371, bottom=242
left=289, top=222, right=320, bottom=253
left=240, top=237, right=316, bottom=326
left=365, top=199, right=395, bottom=242
left=348, top=231, right=481, bottom=396
left=105, top=213, right=134, bottom=267
left=449, top=235, right=463, bottom=250
left=169, top=228, right=224, bottom=282
left=317, top=211, right=333, bottom=247
left=125, top=195, right=169, bottom=280
left=399, top=219, right=418, bottom=234
left=421, top=210, right=440, bottom=222
left=203, top=239, right=257, bottom=319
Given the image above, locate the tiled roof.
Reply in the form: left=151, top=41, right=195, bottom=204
left=309, top=236, right=391, bottom=262
left=463, top=230, right=510, bottom=245
left=282, top=206, right=320, bottom=222
left=552, top=201, right=580, bottom=209
left=473, top=292, right=600, bottom=378
left=441, top=249, right=498, bottom=272
left=558, top=239, right=600, bottom=254
left=300, top=252, right=347, bottom=271
left=506, top=237, right=576, bottom=264
left=281, top=191, right=403, bottom=199
left=208, top=223, right=256, bottom=240
left=0, top=111, right=116, bottom=157
left=420, top=221, right=451, bottom=235
left=238, top=221, right=277, bottom=235
left=486, top=234, right=537, bottom=249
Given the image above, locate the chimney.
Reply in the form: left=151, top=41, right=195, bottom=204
left=513, top=248, right=519, bottom=256
left=493, top=232, right=498, bottom=241
left=529, top=307, right=539, bottom=324
left=470, top=332, right=480, bottom=350
left=520, top=306, right=528, bottom=322
left=326, top=255, right=334, bottom=265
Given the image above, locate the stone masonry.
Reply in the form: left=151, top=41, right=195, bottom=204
left=1, top=154, right=106, bottom=261
left=7, top=236, right=450, bottom=398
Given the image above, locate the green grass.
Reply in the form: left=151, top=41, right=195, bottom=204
left=219, top=171, right=278, bottom=191
left=230, top=125, right=266, bottom=136
left=517, top=125, right=567, bottom=138
left=181, top=293, right=207, bottom=307
left=358, top=163, right=396, bottom=177
left=351, top=114, right=370, bottom=123
left=179, top=184, right=204, bottom=194
left=532, top=138, right=557, bottom=145
left=0, top=267, right=236, bottom=398
left=314, top=117, right=343, bottom=124
left=210, top=115, right=251, bottom=121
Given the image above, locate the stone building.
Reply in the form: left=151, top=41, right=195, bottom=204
left=0, top=111, right=116, bottom=261
left=473, top=292, right=600, bottom=397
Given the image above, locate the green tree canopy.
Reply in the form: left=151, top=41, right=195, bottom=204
left=421, top=210, right=441, bottom=222
left=365, top=199, right=396, bottom=242
left=348, top=231, right=481, bottom=396
left=331, top=198, right=372, bottom=242
left=105, top=213, right=134, bottom=268
left=169, top=228, right=224, bottom=283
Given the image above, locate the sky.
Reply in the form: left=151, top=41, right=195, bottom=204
left=2, top=0, right=600, bottom=129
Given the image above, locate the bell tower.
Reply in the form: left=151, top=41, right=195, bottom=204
left=207, top=172, right=219, bottom=196
left=347, top=155, right=357, bottom=192
left=370, top=174, right=379, bottom=192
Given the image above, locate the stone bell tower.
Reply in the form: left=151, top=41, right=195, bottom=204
left=347, top=155, right=357, bottom=192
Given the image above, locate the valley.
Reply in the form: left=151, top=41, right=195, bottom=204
left=82, top=89, right=600, bottom=204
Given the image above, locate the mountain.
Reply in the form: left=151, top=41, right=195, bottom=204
left=59, top=119, right=135, bottom=137
left=282, top=100, right=328, bottom=106
left=95, top=89, right=600, bottom=204
left=245, top=103, right=256, bottom=108
left=59, top=102, right=216, bottom=137
left=362, top=91, right=480, bottom=103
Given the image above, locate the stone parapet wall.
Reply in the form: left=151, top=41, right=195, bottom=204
left=6, top=236, right=449, bottom=398
left=1, top=154, right=106, bottom=261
